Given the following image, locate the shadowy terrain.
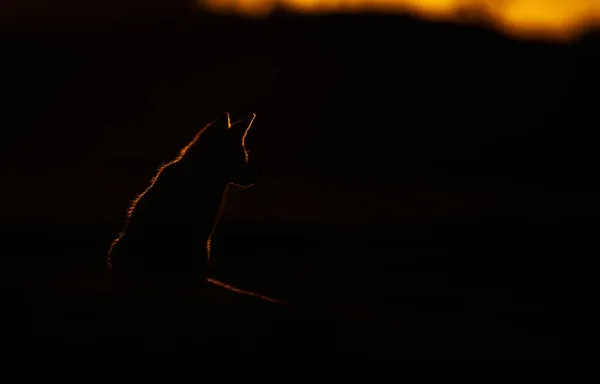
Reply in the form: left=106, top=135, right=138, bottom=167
left=2, top=3, right=598, bottom=357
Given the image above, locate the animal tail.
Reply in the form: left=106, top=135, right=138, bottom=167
left=207, top=278, right=286, bottom=305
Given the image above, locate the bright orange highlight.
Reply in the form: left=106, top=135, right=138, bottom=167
left=208, top=278, right=287, bottom=304
left=198, top=0, right=600, bottom=41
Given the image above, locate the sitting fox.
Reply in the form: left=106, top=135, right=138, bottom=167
left=107, top=113, right=257, bottom=296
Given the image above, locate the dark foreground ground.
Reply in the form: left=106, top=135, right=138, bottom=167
left=9, top=214, right=595, bottom=358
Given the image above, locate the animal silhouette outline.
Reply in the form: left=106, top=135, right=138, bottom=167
left=107, top=112, right=261, bottom=297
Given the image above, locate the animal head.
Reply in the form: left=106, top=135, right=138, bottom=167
left=180, top=112, right=257, bottom=187
left=223, top=113, right=257, bottom=187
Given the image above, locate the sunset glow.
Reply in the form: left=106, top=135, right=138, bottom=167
left=198, top=0, right=600, bottom=40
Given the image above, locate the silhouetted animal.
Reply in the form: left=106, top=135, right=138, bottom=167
left=107, top=113, right=257, bottom=296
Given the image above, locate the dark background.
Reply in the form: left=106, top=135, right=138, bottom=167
left=3, top=1, right=598, bottom=357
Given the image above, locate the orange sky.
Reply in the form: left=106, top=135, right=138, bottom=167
left=199, top=0, right=600, bottom=40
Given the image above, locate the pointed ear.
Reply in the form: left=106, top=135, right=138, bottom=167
left=229, top=113, right=256, bottom=143
left=206, top=112, right=230, bottom=132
